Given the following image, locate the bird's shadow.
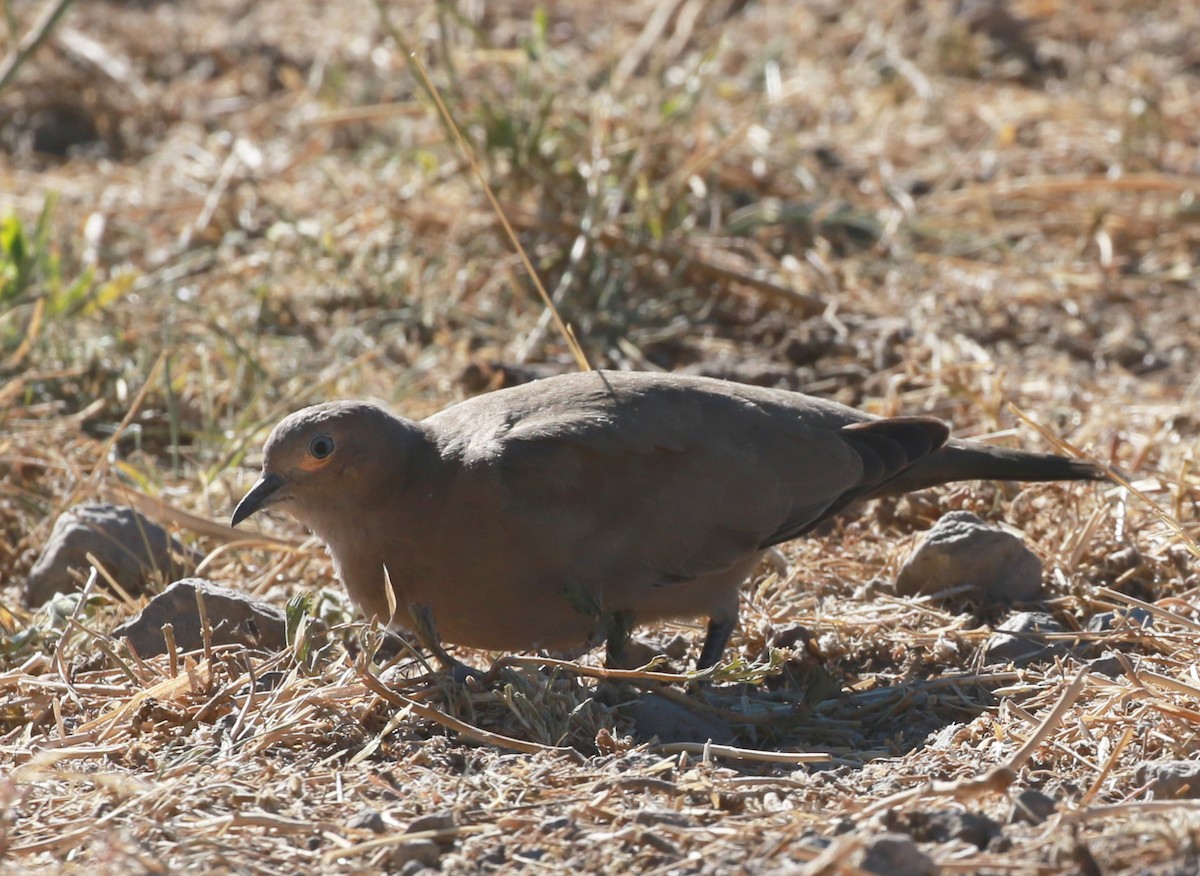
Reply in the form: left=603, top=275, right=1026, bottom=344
left=358, top=624, right=1112, bottom=770
left=393, top=648, right=1007, bottom=767
left=607, top=668, right=1001, bottom=763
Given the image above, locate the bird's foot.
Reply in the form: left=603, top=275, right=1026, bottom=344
left=409, top=602, right=493, bottom=687
left=602, top=609, right=636, bottom=669
left=444, top=658, right=490, bottom=687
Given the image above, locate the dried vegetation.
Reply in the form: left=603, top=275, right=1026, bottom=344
left=1, top=0, right=1199, bottom=872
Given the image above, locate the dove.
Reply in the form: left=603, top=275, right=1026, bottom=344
left=232, top=370, right=1105, bottom=677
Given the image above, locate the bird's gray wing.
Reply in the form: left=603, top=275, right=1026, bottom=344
left=453, top=382, right=948, bottom=582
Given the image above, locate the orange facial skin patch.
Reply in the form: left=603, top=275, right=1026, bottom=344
left=299, top=454, right=334, bottom=473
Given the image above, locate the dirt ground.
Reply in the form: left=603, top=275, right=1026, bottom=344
left=2, top=0, right=1199, bottom=872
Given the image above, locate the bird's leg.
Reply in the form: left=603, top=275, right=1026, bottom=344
left=409, top=602, right=485, bottom=684
left=561, top=579, right=636, bottom=669
left=696, top=614, right=737, bottom=671
left=603, top=610, right=635, bottom=669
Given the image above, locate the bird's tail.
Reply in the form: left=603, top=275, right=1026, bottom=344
left=878, top=438, right=1108, bottom=496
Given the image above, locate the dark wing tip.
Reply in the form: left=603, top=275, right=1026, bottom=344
left=762, top=417, right=950, bottom=547
left=841, top=417, right=950, bottom=485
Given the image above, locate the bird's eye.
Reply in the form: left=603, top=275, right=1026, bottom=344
left=309, top=435, right=335, bottom=460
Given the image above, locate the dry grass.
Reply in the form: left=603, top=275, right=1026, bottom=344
left=1, top=0, right=1199, bottom=872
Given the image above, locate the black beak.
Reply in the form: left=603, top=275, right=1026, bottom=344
left=232, top=472, right=285, bottom=526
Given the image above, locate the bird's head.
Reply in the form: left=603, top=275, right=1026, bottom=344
left=231, top=401, right=420, bottom=531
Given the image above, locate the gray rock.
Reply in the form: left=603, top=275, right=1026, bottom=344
left=408, top=811, right=456, bottom=845
left=625, top=692, right=736, bottom=745
left=396, top=862, right=433, bottom=876
left=540, top=816, right=573, bottom=834
left=114, top=578, right=287, bottom=656
left=885, top=808, right=1002, bottom=849
left=1010, top=789, right=1057, bottom=825
left=1086, top=607, right=1154, bottom=633
left=855, top=833, right=939, bottom=876
left=346, top=809, right=386, bottom=833
left=385, top=839, right=441, bottom=870
left=1136, top=761, right=1200, bottom=800
left=983, top=611, right=1068, bottom=666
left=632, top=808, right=694, bottom=828
left=1086, top=652, right=1126, bottom=678
left=25, top=503, right=197, bottom=605
left=896, top=511, right=1043, bottom=604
